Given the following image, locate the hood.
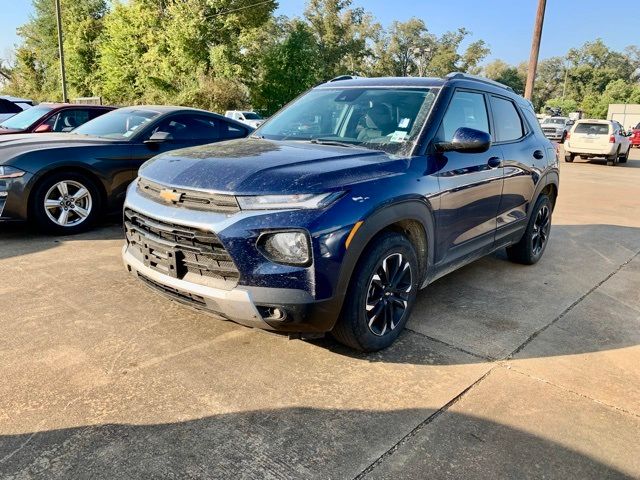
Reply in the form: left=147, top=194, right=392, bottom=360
left=0, top=127, right=23, bottom=135
left=140, top=138, right=407, bottom=194
left=0, top=133, right=121, bottom=163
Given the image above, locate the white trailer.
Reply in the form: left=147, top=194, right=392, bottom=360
left=608, top=104, right=640, bottom=130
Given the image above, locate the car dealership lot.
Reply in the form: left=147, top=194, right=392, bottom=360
left=1, top=149, right=639, bottom=479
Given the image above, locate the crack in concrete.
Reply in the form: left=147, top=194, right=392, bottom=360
left=502, top=364, right=640, bottom=420
left=404, top=328, right=496, bottom=362
left=506, top=249, right=640, bottom=360
left=355, top=249, right=640, bottom=479
left=353, top=368, right=496, bottom=479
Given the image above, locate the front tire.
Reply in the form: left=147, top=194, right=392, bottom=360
left=332, top=231, right=419, bottom=352
left=31, top=172, right=101, bottom=234
left=506, top=195, right=552, bottom=265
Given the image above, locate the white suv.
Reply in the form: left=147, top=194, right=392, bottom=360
left=224, top=110, right=264, bottom=128
left=564, top=119, right=631, bottom=166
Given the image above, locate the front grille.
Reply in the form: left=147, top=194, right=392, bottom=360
left=542, top=128, right=558, bottom=135
left=125, top=208, right=240, bottom=289
left=137, top=177, right=240, bottom=213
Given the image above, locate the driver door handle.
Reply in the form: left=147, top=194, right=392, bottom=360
left=487, top=156, right=502, bottom=168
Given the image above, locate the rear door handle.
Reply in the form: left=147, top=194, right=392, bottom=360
left=487, top=156, right=502, bottom=168
left=533, top=150, right=545, bottom=160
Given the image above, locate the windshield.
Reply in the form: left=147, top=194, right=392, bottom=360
left=256, top=87, right=438, bottom=155
left=543, top=118, right=566, bottom=125
left=242, top=112, right=261, bottom=120
left=0, top=105, right=53, bottom=130
left=73, top=109, right=160, bottom=139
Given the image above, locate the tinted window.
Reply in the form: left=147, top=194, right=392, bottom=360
left=439, top=90, right=489, bottom=141
left=0, top=99, right=21, bottom=114
left=242, top=112, right=261, bottom=120
left=521, top=105, right=545, bottom=137
left=45, top=109, right=91, bottom=132
left=221, top=122, right=247, bottom=139
left=574, top=123, right=609, bottom=135
left=151, top=114, right=220, bottom=141
left=490, top=96, right=524, bottom=142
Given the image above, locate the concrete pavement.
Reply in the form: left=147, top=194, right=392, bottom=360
left=1, top=148, right=639, bottom=479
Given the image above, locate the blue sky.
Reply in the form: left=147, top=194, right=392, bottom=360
left=1, top=0, right=637, bottom=65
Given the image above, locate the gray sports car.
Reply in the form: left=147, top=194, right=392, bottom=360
left=0, top=106, right=252, bottom=233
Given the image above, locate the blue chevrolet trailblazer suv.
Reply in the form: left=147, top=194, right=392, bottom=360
left=122, top=73, right=559, bottom=351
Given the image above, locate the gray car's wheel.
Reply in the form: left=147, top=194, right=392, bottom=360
left=506, top=195, right=552, bottom=265
left=607, top=147, right=620, bottom=166
left=31, top=172, right=101, bottom=234
left=564, top=153, right=575, bottom=162
left=332, top=231, right=419, bottom=352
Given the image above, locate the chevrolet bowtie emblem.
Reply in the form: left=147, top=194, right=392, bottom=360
left=159, top=189, right=182, bottom=203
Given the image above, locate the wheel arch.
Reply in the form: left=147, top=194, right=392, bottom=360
left=335, top=199, right=436, bottom=304
left=26, top=165, right=108, bottom=219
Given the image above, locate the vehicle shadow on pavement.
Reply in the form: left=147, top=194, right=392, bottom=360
left=313, top=223, right=640, bottom=363
left=0, top=408, right=632, bottom=479
left=571, top=157, right=640, bottom=169
left=0, top=220, right=124, bottom=260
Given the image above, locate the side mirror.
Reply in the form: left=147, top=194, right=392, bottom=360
left=145, top=131, right=173, bottom=144
left=34, top=124, right=52, bottom=133
left=435, top=127, right=491, bottom=154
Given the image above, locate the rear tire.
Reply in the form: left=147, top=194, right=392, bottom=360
left=564, top=153, right=574, bottom=163
left=506, top=195, right=552, bottom=265
left=619, top=146, right=629, bottom=163
left=607, top=148, right=620, bottom=166
left=332, top=231, right=419, bottom=352
left=31, top=172, right=101, bottom=234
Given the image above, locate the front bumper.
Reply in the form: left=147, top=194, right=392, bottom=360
left=123, top=244, right=268, bottom=328
left=543, top=131, right=564, bottom=140
left=121, top=182, right=344, bottom=333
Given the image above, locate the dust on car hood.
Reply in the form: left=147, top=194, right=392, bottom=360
left=139, top=138, right=408, bottom=194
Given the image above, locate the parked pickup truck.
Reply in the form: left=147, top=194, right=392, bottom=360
left=123, top=73, right=559, bottom=351
left=540, top=116, right=573, bottom=142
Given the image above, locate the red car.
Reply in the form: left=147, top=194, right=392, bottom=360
left=0, top=103, right=115, bottom=135
left=631, top=123, right=640, bottom=148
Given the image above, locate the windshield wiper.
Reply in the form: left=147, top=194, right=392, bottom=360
left=310, top=138, right=360, bottom=149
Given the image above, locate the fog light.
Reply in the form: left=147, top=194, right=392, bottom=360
left=259, top=231, right=311, bottom=266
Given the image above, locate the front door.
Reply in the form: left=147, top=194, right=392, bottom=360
left=433, top=89, right=504, bottom=266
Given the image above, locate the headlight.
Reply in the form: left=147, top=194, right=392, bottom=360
left=0, top=166, right=26, bottom=179
left=237, top=192, right=342, bottom=210
left=259, top=231, right=311, bottom=266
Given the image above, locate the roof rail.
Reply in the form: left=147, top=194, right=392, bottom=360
left=328, top=75, right=361, bottom=82
left=445, top=72, right=514, bottom=92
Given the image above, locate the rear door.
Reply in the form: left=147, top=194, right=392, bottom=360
left=489, top=95, right=539, bottom=239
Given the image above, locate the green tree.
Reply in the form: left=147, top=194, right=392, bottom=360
left=251, top=20, right=321, bottom=114
left=304, top=0, right=377, bottom=80
left=5, top=0, right=107, bottom=101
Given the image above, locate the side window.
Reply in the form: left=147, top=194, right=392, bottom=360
left=152, top=114, right=220, bottom=141
left=490, top=96, right=524, bottom=142
left=221, top=122, right=247, bottom=139
left=51, top=109, right=91, bottom=132
left=439, top=91, right=489, bottom=142
left=0, top=99, right=22, bottom=114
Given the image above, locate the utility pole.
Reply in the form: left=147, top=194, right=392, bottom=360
left=524, top=0, right=546, bottom=101
left=54, top=0, right=68, bottom=102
